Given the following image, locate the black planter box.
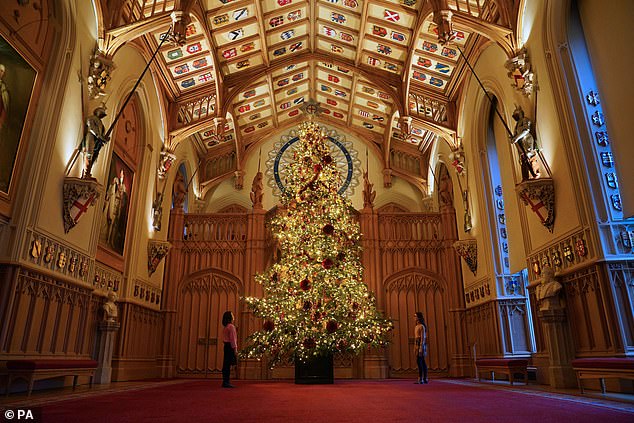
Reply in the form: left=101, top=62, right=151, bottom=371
left=295, top=354, right=334, bottom=384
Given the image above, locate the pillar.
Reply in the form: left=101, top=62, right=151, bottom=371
left=94, top=321, right=120, bottom=384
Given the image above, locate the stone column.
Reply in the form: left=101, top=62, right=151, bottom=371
left=537, top=307, right=576, bottom=388
left=94, top=321, right=121, bottom=384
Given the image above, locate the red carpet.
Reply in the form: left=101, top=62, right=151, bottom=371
left=30, top=379, right=634, bottom=422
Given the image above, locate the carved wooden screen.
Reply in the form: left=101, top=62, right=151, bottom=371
left=176, top=270, right=241, bottom=377
left=385, top=269, right=449, bottom=376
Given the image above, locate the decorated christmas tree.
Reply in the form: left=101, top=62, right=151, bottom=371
left=242, top=119, right=392, bottom=368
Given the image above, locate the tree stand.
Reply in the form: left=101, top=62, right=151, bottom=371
left=295, top=354, right=334, bottom=384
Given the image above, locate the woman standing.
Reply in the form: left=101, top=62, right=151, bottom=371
left=221, top=311, right=238, bottom=388
left=414, top=311, right=428, bottom=384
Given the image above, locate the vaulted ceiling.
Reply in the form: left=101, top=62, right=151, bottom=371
left=97, top=0, right=520, bottom=192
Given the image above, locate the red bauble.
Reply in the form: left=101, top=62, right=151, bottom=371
left=303, top=300, right=313, bottom=311
left=263, top=320, right=275, bottom=332
left=300, top=278, right=311, bottom=291
left=336, top=252, right=345, bottom=261
left=323, top=155, right=333, bottom=165
left=322, top=258, right=334, bottom=269
left=352, top=302, right=359, bottom=310
left=314, top=163, right=323, bottom=173
left=322, top=224, right=335, bottom=235
left=312, top=311, right=322, bottom=321
left=303, top=338, right=316, bottom=349
left=326, top=320, right=338, bottom=333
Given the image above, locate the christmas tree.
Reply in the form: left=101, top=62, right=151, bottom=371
left=242, top=120, right=392, bottom=368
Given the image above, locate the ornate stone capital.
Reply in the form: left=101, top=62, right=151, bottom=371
left=148, top=240, right=171, bottom=276
left=62, top=177, right=102, bottom=233
left=453, top=239, right=477, bottom=275
left=516, top=178, right=555, bottom=232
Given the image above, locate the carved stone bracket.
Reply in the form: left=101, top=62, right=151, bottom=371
left=504, top=47, right=536, bottom=96
left=382, top=168, right=393, bottom=188
left=453, top=239, right=477, bottom=275
left=516, top=178, right=555, bottom=232
left=148, top=240, right=171, bottom=276
left=62, top=177, right=102, bottom=233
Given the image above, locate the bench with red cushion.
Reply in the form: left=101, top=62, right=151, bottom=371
left=572, top=358, right=634, bottom=394
left=5, top=359, right=98, bottom=396
left=476, top=358, right=529, bottom=385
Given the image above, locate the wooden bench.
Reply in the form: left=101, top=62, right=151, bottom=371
left=572, top=358, right=634, bottom=394
left=476, top=358, right=528, bottom=385
left=5, top=359, right=98, bottom=396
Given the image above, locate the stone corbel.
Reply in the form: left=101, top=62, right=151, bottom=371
left=214, top=117, right=227, bottom=135
left=62, top=177, right=102, bottom=233
left=148, top=240, right=171, bottom=276
left=516, top=178, right=555, bottom=233
left=398, top=116, right=412, bottom=138
left=504, top=47, right=536, bottom=96
left=453, top=239, right=477, bottom=275
left=382, top=168, right=393, bottom=188
left=234, top=170, right=245, bottom=190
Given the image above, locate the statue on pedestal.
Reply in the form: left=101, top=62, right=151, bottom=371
left=102, top=291, right=119, bottom=322
left=536, top=266, right=562, bottom=311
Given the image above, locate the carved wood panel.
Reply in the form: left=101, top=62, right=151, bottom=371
left=0, top=268, right=95, bottom=358
left=175, top=270, right=241, bottom=377
left=562, top=264, right=620, bottom=356
left=385, top=269, right=449, bottom=376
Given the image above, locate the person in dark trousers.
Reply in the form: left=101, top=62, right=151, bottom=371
left=414, top=311, right=428, bottom=384
left=221, top=311, right=237, bottom=388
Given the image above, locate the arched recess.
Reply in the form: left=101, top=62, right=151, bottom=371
left=175, top=268, right=243, bottom=378
left=384, top=268, right=449, bottom=377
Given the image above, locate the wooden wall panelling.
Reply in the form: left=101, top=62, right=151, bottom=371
left=112, top=301, right=164, bottom=381
left=465, top=301, right=503, bottom=358
left=561, top=263, right=623, bottom=356
left=607, top=262, right=634, bottom=354
left=0, top=268, right=96, bottom=359
left=498, top=299, right=532, bottom=356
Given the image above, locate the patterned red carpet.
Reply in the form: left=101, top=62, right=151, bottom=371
left=7, top=379, right=634, bottom=423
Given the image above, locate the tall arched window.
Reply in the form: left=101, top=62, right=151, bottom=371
left=481, top=95, right=535, bottom=355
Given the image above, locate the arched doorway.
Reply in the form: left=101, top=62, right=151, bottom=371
left=175, top=269, right=242, bottom=378
left=385, top=268, right=449, bottom=377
